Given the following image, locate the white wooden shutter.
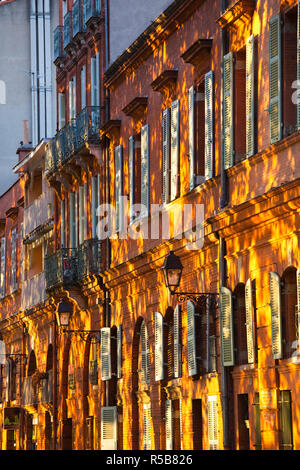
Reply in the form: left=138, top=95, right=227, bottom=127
left=187, top=300, right=197, bottom=376
left=60, top=199, right=67, bottom=248
left=100, top=327, right=111, bottom=381
left=154, top=312, right=164, bottom=381
left=128, top=135, right=135, bottom=224
left=95, top=52, right=100, bottom=106
left=162, top=108, right=170, bottom=204
left=81, top=66, right=86, bottom=110
left=141, top=124, right=149, bottom=217
left=114, top=145, right=123, bottom=233
left=269, top=15, right=282, bottom=144
left=170, top=100, right=179, bottom=201
left=205, top=71, right=214, bottom=180
left=246, top=35, right=255, bottom=157
left=208, top=395, right=218, bottom=450
left=11, top=229, right=17, bottom=292
left=173, top=304, right=181, bottom=378
left=245, top=278, right=255, bottom=364
left=165, top=400, right=173, bottom=450
left=296, top=267, right=300, bottom=340
left=0, top=340, right=6, bottom=366
left=220, top=286, right=234, bottom=366
left=0, top=237, right=6, bottom=298
left=223, top=52, right=234, bottom=169
left=188, top=86, right=195, bottom=190
left=69, top=77, right=76, bottom=120
left=78, top=185, right=85, bottom=245
left=58, top=93, right=66, bottom=129
left=101, top=406, right=117, bottom=450
left=69, top=191, right=78, bottom=248
left=269, top=272, right=282, bottom=359
left=140, top=320, right=150, bottom=385
left=91, top=57, right=97, bottom=106
left=143, top=403, right=152, bottom=450
left=92, top=175, right=100, bottom=238
left=117, top=324, right=122, bottom=379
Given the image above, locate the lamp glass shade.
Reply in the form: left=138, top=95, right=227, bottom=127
left=162, top=251, right=183, bottom=294
left=57, top=299, right=73, bottom=327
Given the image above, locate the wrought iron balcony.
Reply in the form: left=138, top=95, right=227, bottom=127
left=45, top=249, right=78, bottom=291
left=76, top=106, right=101, bottom=150
left=41, top=370, right=53, bottom=404
left=72, top=0, right=86, bottom=37
left=63, top=11, right=73, bottom=50
left=84, top=0, right=101, bottom=24
left=78, top=239, right=102, bottom=280
left=54, top=26, right=64, bottom=61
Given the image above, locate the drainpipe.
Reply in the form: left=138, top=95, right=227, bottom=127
left=220, top=0, right=228, bottom=209
left=30, top=0, right=38, bottom=146
left=52, top=312, right=57, bottom=450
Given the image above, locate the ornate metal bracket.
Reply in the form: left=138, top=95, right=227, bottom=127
left=6, top=353, right=27, bottom=364
left=173, top=292, right=219, bottom=309
left=61, top=329, right=101, bottom=343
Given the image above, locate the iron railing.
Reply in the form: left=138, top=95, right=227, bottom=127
left=72, top=0, right=86, bottom=36
left=54, top=26, right=64, bottom=60
left=78, top=239, right=102, bottom=280
left=41, top=370, right=53, bottom=404
left=45, top=249, right=78, bottom=291
left=76, top=106, right=101, bottom=150
left=84, top=0, right=101, bottom=24
left=63, top=11, right=73, bottom=49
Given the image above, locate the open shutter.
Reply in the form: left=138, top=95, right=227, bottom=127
left=223, top=52, right=234, bottom=169
left=92, top=175, right=100, bottom=238
left=170, top=100, right=179, bottom=201
left=165, top=400, right=173, bottom=450
left=101, top=406, right=117, bottom=450
left=100, top=327, right=111, bottom=381
left=188, top=87, right=195, bottom=190
left=297, top=1, right=300, bottom=129
left=245, top=278, right=255, bottom=364
left=68, top=79, right=73, bottom=119
left=60, top=199, right=67, bottom=248
left=58, top=93, right=66, bottom=129
left=205, top=71, right=214, bottom=180
left=78, top=185, right=85, bottom=245
left=162, top=108, right=170, bottom=204
left=269, top=272, right=282, bottom=359
left=11, top=229, right=17, bottom=292
left=296, top=268, right=300, bottom=340
left=128, top=135, right=135, bottom=224
left=69, top=191, right=78, bottom=249
left=140, top=321, right=150, bottom=385
left=154, top=312, right=164, bottom=381
left=220, top=286, right=234, bottom=366
left=143, top=403, right=152, bottom=450
left=81, top=66, right=86, bottom=110
left=173, top=304, right=181, bottom=378
left=117, top=324, right=122, bottom=379
left=208, top=395, right=218, bottom=450
left=0, top=237, right=6, bottom=298
left=95, top=52, right=100, bottom=106
left=246, top=35, right=255, bottom=157
left=269, top=15, right=282, bottom=144
left=91, top=57, right=97, bottom=106
left=114, top=145, right=123, bottom=233
left=187, top=301, right=197, bottom=376
left=0, top=340, right=6, bottom=366
left=141, top=124, right=149, bottom=217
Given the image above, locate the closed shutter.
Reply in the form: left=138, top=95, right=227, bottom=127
left=69, top=191, right=78, bottom=249
left=0, top=340, right=6, bottom=366
left=245, top=278, right=255, bottom=364
left=207, top=395, right=218, bottom=450
left=101, top=406, right=117, bottom=450
left=246, top=35, right=255, bottom=157
left=140, top=321, right=150, bottom=385
left=269, top=15, right=282, bottom=144
left=128, top=135, right=135, bottom=224
left=5, top=359, right=11, bottom=402
left=61, top=199, right=67, bottom=248
left=92, top=175, right=100, bottom=238
left=170, top=100, right=179, bottom=201
left=223, top=52, right=234, bottom=169
left=269, top=272, right=282, bottom=359
left=154, top=312, right=164, bottom=381
left=296, top=267, right=300, bottom=340
left=78, top=185, right=85, bottom=245
left=114, top=145, right=123, bottom=233
left=95, top=52, right=100, bottom=106
left=58, top=93, right=66, bottom=129
left=220, top=287, right=234, bottom=366
left=117, top=324, right=122, bottom=379
left=91, top=57, right=97, bottom=106
left=254, top=392, right=262, bottom=450
left=297, top=1, right=300, bottom=129
left=141, top=124, right=149, bottom=217
left=173, top=304, right=181, bottom=378
left=280, top=390, right=293, bottom=450
left=162, top=108, right=170, bottom=204
left=187, top=301, right=197, bottom=376
left=81, top=66, right=86, bottom=110
left=165, top=400, right=173, bottom=450
left=100, top=327, right=111, bottom=381
left=11, top=229, right=17, bottom=292
left=0, top=237, right=6, bottom=298
left=188, top=86, right=195, bottom=190
left=205, top=71, right=214, bottom=180
left=69, top=77, right=76, bottom=120
left=143, top=403, right=152, bottom=450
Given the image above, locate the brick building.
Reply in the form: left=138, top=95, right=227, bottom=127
left=1, top=0, right=300, bottom=451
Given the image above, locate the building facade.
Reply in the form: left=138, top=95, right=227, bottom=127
left=1, top=0, right=300, bottom=451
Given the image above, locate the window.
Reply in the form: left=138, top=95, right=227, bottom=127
left=60, top=198, right=67, bottom=248
left=279, top=390, right=293, bottom=450
left=89, top=338, right=98, bottom=386
left=281, top=268, right=297, bottom=359
left=68, top=344, right=75, bottom=390
left=58, top=92, right=66, bottom=129
left=69, top=77, right=76, bottom=120
left=165, top=399, right=182, bottom=450
left=81, top=66, right=86, bottom=110
left=0, top=237, right=6, bottom=298
left=69, top=191, right=78, bottom=249
left=128, top=134, right=141, bottom=224
left=237, top=394, right=250, bottom=450
left=10, top=228, right=17, bottom=292
left=91, top=53, right=100, bottom=107
left=162, top=101, right=179, bottom=203
left=282, top=7, right=297, bottom=137
left=78, top=185, right=87, bottom=245
left=92, top=174, right=100, bottom=238
left=114, top=145, right=123, bottom=233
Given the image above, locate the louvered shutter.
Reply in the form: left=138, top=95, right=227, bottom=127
left=61, top=199, right=67, bottom=248
left=187, top=301, right=197, bottom=376
left=205, top=71, right=214, bottom=180
left=58, top=93, right=66, bottom=129
left=296, top=268, right=300, bottom=341
left=117, top=324, right=122, bottom=379
left=69, top=80, right=73, bottom=119
left=114, top=145, right=123, bottom=233
left=269, top=15, right=282, bottom=144
left=162, top=108, right=170, bottom=204
left=173, top=304, right=181, bottom=378
left=100, top=327, right=111, bottom=381
left=0, top=340, right=6, bottom=366
left=0, top=237, right=6, bottom=298
left=269, top=272, right=282, bottom=359
left=78, top=185, right=85, bottom=245
left=91, top=57, right=97, bottom=106
left=69, top=191, right=78, bottom=249
left=223, top=52, right=234, bottom=169
left=5, top=359, right=11, bottom=402
left=297, top=1, right=300, bottom=129
left=208, top=395, right=218, bottom=450
left=141, top=124, right=149, bottom=217
left=101, top=406, right=117, bottom=450
left=95, top=52, right=100, bottom=106
left=246, top=35, right=255, bottom=157
left=92, top=175, right=100, bottom=238
left=143, top=403, right=152, bottom=450
left=165, top=400, right=173, bottom=450
left=154, top=312, right=164, bottom=381
left=170, top=100, right=179, bottom=201
left=81, top=66, right=86, bottom=110
left=220, top=287, right=234, bottom=366
left=11, top=229, right=17, bottom=292
left=140, top=321, right=150, bottom=385
left=128, top=135, right=135, bottom=224
left=188, top=87, right=195, bottom=190
left=245, top=278, right=255, bottom=364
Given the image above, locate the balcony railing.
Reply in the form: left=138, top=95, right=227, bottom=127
left=41, top=370, right=53, bottom=404
left=73, top=0, right=86, bottom=37
left=63, top=11, right=73, bottom=50
left=78, top=239, right=102, bottom=280
left=21, top=272, right=47, bottom=311
left=24, top=189, right=53, bottom=236
left=84, top=0, right=101, bottom=24
left=54, top=26, right=64, bottom=61
left=45, top=107, right=101, bottom=174
left=23, top=377, right=38, bottom=407
left=45, top=249, right=78, bottom=291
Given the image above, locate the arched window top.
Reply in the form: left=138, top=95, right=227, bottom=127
left=27, top=350, right=37, bottom=377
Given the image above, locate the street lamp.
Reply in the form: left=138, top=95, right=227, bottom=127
left=56, top=298, right=100, bottom=342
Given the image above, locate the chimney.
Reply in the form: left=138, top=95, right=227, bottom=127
left=16, top=120, right=33, bottom=162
